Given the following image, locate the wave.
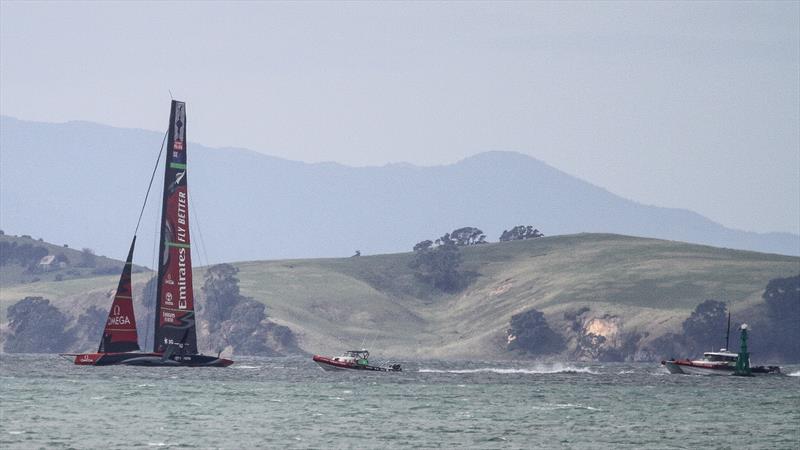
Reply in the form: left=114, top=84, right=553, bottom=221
left=418, top=364, right=597, bottom=375
left=531, top=403, right=602, bottom=411
left=787, top=370, right=800, bottom=377
left=234, top=365, right=261, bottom=369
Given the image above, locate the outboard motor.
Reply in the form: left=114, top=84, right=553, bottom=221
left=391, top=364, right=402, bottom=372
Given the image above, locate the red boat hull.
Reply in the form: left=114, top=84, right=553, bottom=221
left=312, top=355, right=400, bottom=372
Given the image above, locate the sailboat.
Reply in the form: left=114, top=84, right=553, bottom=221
left=64, top=100, right=233, bottom=367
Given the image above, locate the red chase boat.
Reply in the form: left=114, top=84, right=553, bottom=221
left=61, top=101, right=232, bottom=367
left=313, top=350, right=401, bottom=372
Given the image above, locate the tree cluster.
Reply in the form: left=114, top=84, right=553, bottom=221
left=499, top=226, right=544, bottom=242
left=202, top=263, right=245, bottom=331
left=0, top=241, right=49, bottom=268
left=447, top=227, right=487, bottom=246
left=681, top=299, right=728, bottom=351
left=410, top=229, right=479, bottom=293
left=647, top=299, right=729, bottom=358
left=201, top=264, right=299, bottom=356
left=751, top=274, right=800, bottom=361
left=506, top=308, right=565, bottom=355
left=4, top=297, right=75, bottom=353
left=78, top=248, right=97, bottom=268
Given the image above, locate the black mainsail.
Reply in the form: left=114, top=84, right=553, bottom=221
left=153, top=100, right=198, bottom=354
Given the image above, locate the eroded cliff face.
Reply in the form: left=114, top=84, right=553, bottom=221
left=507, top=307, right=655, bottom=362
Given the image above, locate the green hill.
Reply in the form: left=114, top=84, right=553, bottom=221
left=232, top=233, right=798, bottom=359
left=0, top=233, right=147, bottom=286
left=1, top=233, right=797, bottom=360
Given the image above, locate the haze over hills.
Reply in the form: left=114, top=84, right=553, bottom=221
left=1, top=116, right=797, bottom=267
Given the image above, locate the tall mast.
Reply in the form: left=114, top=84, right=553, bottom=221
left=152, top=100, right=198, bottom=354
left=725, top=309, right=731, bottom=351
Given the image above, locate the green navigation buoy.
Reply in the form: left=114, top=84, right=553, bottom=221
left=733, top=324, right=752, bottom=377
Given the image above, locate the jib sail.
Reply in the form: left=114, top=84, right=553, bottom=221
left=98, top=237, right=140, bottom=353
left=153, top=100, right=198, bottom=354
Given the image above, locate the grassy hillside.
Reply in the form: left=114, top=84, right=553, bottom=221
left=0, top=233, right=151, bottom=326
left=232, top=234, right=799, bottom=359
left=0, top=233, right=146, bottom=285
left=1, top=233, right=797, bottom=359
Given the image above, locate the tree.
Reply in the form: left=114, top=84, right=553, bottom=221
left=5, top=297, right=75, bottom=353
left=202, top=263, right=245, bottom=330
left=409, top=240, right=464, bottom=293
left=0, top=242, right=48, bottom=267
left=499, top=225, right=544, bottom=242
left=450, top=227, right=487, bottom=246
left=413, top=240, right=433, bottom=252
left=73, top=305, right=107, bottom=350
left=434, top=233, right=454, bottom=247
left=507, top=308, right=565, bottom=355
left=760, top=274, right=800, bottom=359
left=682, top=300, right=728, bottom=352
left=79, top=248, right=97, bottom=268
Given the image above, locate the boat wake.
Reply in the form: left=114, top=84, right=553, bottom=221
left=418, top=364, right=597, bottom=375
left=787, top=370, right=800, bottom=377
left=531, top=403, right=603, bottom=412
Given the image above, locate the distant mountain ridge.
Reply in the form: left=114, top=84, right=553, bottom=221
left=1, top=115, right=797, bottom=264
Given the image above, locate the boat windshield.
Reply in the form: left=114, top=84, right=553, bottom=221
left=704, top=353, right=737, bottom=362
left=345, top=350, right=369, bottom=359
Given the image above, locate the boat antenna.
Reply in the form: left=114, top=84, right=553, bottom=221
left=168, top=89, right=174, bottom=100
left=133, top=130, right=169, bottom=237
left=725, top=308, right=731, bottom=351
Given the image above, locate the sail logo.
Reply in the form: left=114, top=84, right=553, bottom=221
left=178, top=247, right=188, bottom=309
left=107, top=304, right=131, bottom=325
left=173, top=103, right=185, bottom=149
left=165, top=291, right=174, bottom=306
left=176, top=191, right=187, bottom=239
left=107, top=315, right=131, bottom=326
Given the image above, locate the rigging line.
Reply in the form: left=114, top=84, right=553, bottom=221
left=143, top=172, right=164, bottom=353
left=133, top=130, right=169, bottom=237
left=188, top=193, right=211, bottom=271
left=142, top=213, right=158, bottom=352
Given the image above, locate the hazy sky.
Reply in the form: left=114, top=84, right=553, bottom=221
left=1, top=1, right=798, bottom=235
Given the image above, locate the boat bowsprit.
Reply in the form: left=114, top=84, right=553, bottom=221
left=313, top=350, right=401, bottom=372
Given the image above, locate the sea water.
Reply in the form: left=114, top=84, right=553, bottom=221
left=1, top=354, right=798, bottom=449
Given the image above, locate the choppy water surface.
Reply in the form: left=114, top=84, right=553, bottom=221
left=1, top=355, right=798, bottom=449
